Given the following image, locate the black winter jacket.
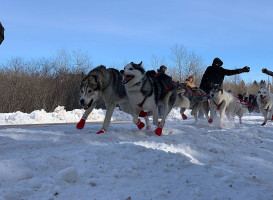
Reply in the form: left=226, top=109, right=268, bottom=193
left=199, top=65, right=244, bottom=94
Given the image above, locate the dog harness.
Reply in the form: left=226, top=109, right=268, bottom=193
left=138, top=96, right=149, bottom=108
left=154, top=73, right=174, bottom=95
left=212, top=99, right=223, bottom=110
left=165, top=81, right=174, bottom=94
left=138, top=74, right=174, bottom=108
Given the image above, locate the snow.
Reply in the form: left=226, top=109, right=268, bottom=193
left=0, top=106, right=273, bottom=200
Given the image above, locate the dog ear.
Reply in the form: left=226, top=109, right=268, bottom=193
left=88, top=75, right=98, bottom=85
left=90, top=75, right=97, bottom=82
left=259, top=80, right=266, bottom=88
left=138, top=62, right=145, bottom=74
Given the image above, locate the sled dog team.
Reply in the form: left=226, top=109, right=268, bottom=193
left=77, top=60, right=273, bottom=136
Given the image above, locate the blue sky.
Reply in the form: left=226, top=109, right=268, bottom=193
left=1, top=0, right=273, bottom=83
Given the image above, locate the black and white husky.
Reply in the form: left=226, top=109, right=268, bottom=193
left=257, top=86, right=273, bottom=125
left=122, top=62, right=189, bottom=136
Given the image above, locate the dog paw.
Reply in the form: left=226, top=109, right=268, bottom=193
left=261, top=122, right=266, bottom=126
left=137, top=120, right=145, bottom=130
left=139, top=110, right=148, bottom=117
left=182, top=114, right=187, bottom=120
left=96, top=129, right=106, bottom=134
left=155, top=126, right=162, bottom=136
left=208, top=118, right=213, bottom=123
left=76, top=118, right=86, bottom=129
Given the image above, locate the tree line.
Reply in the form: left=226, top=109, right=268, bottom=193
left=0, top=50, right=90, bottom=113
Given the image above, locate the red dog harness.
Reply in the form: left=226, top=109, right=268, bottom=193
left=212, top=99, right=223, bottom=110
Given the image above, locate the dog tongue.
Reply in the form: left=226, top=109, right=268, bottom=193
left=124, top=75, right=133, bottom=82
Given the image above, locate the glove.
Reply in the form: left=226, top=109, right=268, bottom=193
left=242, top=66, right=250, bottom=72
left=262, top=68, right=268, bottom=74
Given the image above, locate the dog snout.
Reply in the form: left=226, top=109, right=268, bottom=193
left=80, top=99, right=85, bottom=105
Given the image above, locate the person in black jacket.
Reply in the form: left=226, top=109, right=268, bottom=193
left=200, top=58, right=250, bottom=94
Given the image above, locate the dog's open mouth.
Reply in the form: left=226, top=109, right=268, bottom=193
left=83, top=99, right=93, bottom=110
left=260, top=95, right=266, bottom=101
left=122, top=75, right=134, bottom=84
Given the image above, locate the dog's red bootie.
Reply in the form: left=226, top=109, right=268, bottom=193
left=137, top=119, right=145, bottom=130
left=96, top=129, right=106, bottom=134
left=208, top=118, right=213, bottom=123
left=76, top=118, right=86, bottom=129
left=155, top=125, right=163, bottom=136
left=182, top=114, right=187, bottom=120
left=262, top=122, right=266, bottom=126
left=139, top=110, right=148, bottom=117
left=271, top=115, right=273, bottom=120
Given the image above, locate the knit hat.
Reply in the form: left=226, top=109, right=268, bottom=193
left=212, top=58, right=223, bottom=67
left=160, top=65, right=167, bottom=71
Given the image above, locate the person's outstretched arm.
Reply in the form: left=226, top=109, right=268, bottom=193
left=222, top=66, right=250, bottom=76
left=262, top=68, right=273, bottom=77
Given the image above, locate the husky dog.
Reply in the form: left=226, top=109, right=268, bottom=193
left=78, top=65, right=150, bottom=134
left=178, top=83, right=209, bottom=122
left=209, top=84, right=247, bottom=128
left=122, top=62, right=189, bottom=136
left=257, top=86, right=273, bottom=125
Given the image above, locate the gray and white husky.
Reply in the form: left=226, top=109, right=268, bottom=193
left=122, top=62, right=189, bottom=136
left=178, top=82, right=210, bottom=122
left=78, top=65, right=150, bottom=134
left=257, top=85, right=273, bottom=126
left=209, top=84, right=247, bottom=128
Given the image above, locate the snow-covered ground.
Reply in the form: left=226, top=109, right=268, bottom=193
left=0, top=106, right=273, bottom=200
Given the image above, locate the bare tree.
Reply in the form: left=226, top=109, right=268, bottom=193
left=71, top=49, right=92, bottom=73
left=170, top=44, right=187, bottom=83
left=170, top=44, right=205, bottom=84
left=183, top=51, right=205, bottom=85
left=150, top=55, right=166, bottom=71
left=224, top=72, right=242, bottom=95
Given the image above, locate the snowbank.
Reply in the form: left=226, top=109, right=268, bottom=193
left=0, top=105, right=186, bottom=125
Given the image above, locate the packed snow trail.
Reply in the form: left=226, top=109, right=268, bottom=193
left=0, top=107, right=273, bottom=200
